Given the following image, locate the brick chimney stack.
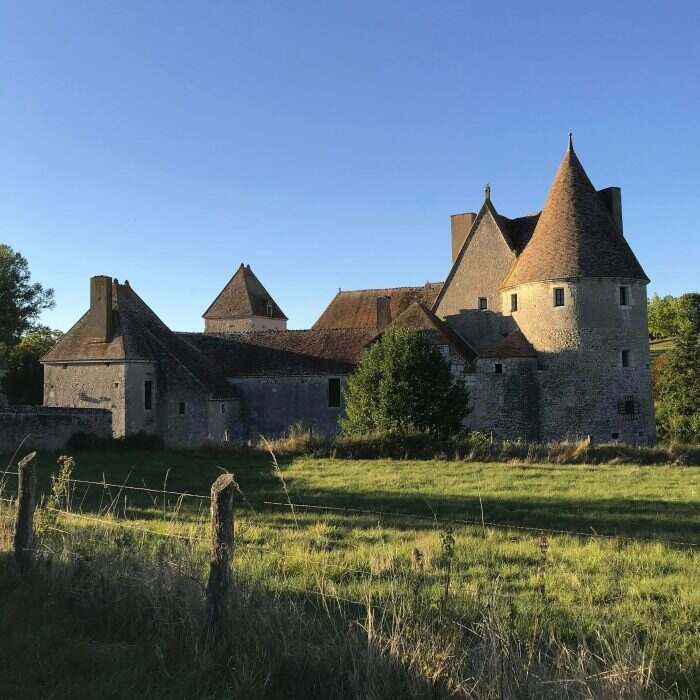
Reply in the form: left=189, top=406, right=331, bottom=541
left=376, top=296, right=391, bottom=332
left=598, top=187, right=623, bottom=236
left=451, top=212, right=477, bottom=262
left=86, top=275, right=113, bottom=342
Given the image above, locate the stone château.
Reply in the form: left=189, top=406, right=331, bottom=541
left=41, top=139, right=655, bottom=446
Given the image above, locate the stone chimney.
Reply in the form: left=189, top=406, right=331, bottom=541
left=451, top=212, right=477, bottom=262
left=598, top=187, right=623, bottom=235
left=86, top=275, right=113, bottom=342
left=376, top=296, right=391, bottom=332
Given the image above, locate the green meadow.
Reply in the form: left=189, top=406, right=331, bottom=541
left=1, top=449, right=699, bottom=698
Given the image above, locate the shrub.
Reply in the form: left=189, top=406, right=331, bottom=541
left=341, top=328, right=469, bottom=438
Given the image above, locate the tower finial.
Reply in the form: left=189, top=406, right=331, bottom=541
left=568, top=132, right=573, bottom=151
left=484, top=183, right=491, bottom=201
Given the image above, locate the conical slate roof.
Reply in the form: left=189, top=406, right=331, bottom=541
left=203, top=264, right=287, bottom=320
left=502, top=140, right=648, bottom=289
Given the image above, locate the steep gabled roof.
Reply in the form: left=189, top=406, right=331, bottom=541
left=375, top=301, right=477, bottom=361
left=432, top=198, right=524, bottom=312
left=43, top=281, right=236, bottom=398
left=479, top=329, right=537, bottom=359
left=313, top=283, right=443, bottom=330
left=181, top=328, right=375, bottom=377
left=203, top=264, right=287, bottom=320
left=502, top=141, right=648, bottom=289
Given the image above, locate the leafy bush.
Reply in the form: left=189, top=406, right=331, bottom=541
left=341, top=328, right=469, bottom=438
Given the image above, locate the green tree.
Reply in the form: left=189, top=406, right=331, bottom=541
left=1, top=326, right=63, bottom=405
left=656, top=293, right=700, bottom=443
left=648, top=293, right=683, bottom=339
left=341, top=328, right=469, bottom=438
left=0, top=244, right=55, bottom=345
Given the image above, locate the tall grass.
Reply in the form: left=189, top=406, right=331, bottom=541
left=0, top=460, right=695, bottom=699
left=205, top=427, right=700, bottom=466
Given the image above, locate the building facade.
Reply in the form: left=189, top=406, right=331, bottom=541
left=42, top=139, right=655, bottom=446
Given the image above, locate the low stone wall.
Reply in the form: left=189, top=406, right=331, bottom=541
left=0, top=406, right=112, bottom=452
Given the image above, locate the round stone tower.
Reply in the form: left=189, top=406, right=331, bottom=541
left=500, top=138, right=655, bottom=444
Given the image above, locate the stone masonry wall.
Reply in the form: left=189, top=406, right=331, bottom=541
left=230, top=375, right=346, bottom=439
left=507, top=278, right=655, bottom=445
left=435, top=211, right=516, bottom=350
left=204, top=317, right=287, bottom=334
left=0, top=406, right=112, bottom=452
left=465, top=358, right=540, bottom=441
left=44, top=362, right=128, bottom=436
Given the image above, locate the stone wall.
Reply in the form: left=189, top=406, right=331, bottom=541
left=44, top=361, right=129, bottom=436
left=507, top=278, right=655, bottom=445
left=0, top=406, right=112, bottom=452
left=230, top=374, right=346, bottom=439
left=466, top=358, right=540, bottom=441
left=204, top=316, right=287, bottom=334
left=436, top=211, right=516, bottom=350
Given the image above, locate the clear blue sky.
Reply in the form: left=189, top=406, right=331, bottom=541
left=2, top=1, right=698, bottom=332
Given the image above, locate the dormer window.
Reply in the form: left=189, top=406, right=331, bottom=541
left=553, top=288, right=565, bottom=307
left=619, top=286, right=630, bottom=307
left=478, top=297, right=488, bottom=311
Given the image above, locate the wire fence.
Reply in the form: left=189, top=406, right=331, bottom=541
left=0, top=469, right=696, bottom=619
left=1, top=469, right=698, bottom=550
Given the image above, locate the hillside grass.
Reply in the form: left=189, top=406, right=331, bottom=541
left=1, top=449, right=699, bottom=698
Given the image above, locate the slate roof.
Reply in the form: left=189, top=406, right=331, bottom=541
left=203, top=264, right=287, bottom=320
left=502, top=142, right=648, bottom=289
left=42, top=281, right=236, bottom=398
left=375, top=301, right=477, bottom=360
left=479, top=329, right=537, bottom=359
left=181, top=329, right=375, bottom=377
left=313, top=282, right=443, bottom=330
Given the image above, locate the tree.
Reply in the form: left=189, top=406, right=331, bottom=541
left=341, top=328, right=469, bottom=438
left=1, top=326, right=63, bottom=405
left=0, top=244, right=55, bottom=346
left=655, top=293, right=700, bottom=443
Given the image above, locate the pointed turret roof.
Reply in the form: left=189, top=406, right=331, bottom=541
left=203, top=264, right=287, bottom=321
left=502, top=139, right=648, bottom=289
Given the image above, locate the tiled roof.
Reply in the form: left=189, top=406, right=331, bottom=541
left=376, top=301, right=477, bottom=360
left=180, top=328, right=375, bottom=377
left=313, top=282, right=443, bottom=330
left=203, top=264, right=287, bottom=320
left=479, top=329, right=537, bottom=359
left=42, top=281, right=236, bottom=398
left=502, top=143, right=648, bottom=288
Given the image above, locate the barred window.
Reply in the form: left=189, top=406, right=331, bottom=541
left=618, top=395, right=640, bottom=417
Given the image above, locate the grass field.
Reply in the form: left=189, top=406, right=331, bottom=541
left=1, top=449, right=699, bottom=698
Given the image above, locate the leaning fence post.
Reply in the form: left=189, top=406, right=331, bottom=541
left=14, top=451, right=37, bottom=574
left=205, top=472, right=236, bottom=639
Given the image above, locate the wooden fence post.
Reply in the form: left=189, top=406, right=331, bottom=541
left=14, top=451, right=37, bottom=574
left=205, top=472, right=236, bottom=639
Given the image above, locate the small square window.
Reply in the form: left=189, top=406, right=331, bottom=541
left=619, top=286, right=630, bottom=306
left=494, top=363, right=503, bottom=375
left=611, top=432, right=619, bottom=440
left=328, top=378, right=341, bottom=408
left=621, top=349, right=630, bottom=368
left=178, top=401, right=186, bottom=416
left=478, top=297, right=488, bottom=311
left=510, top=293, right=518, bottom=312
left=553, top=288, right=565, bottom=307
